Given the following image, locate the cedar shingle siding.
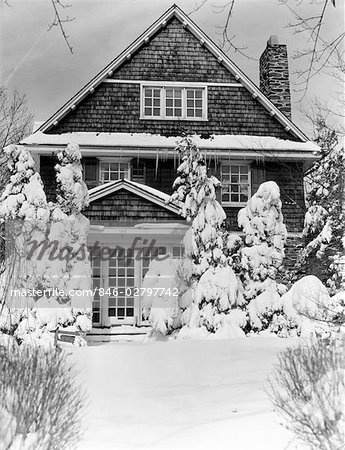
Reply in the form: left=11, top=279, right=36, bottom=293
left=40, top=156, right=304, bottom=232
left=47, top=17, right=297, bottom=140
left=84, top=189, right=182, bottom=223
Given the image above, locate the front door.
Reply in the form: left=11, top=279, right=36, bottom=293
left=90, top=241, right=184, bottom=327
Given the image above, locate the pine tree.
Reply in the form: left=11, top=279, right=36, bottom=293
left=296, top=119, right=345, bottom=292
left=238, top=181, right=287, bottom=299
left=171, top=137, right=244, bottom=334
left=238, top=181, right=288, bottom=333
left=0, top=143, right=92, bottom=344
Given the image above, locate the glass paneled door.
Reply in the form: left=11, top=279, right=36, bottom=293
left=90, top=241, right=185, bottom=327
left=90, top=246, right=139, bottom=326
left=106, top=248, right=136, bottom=325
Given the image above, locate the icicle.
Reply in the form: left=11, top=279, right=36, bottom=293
left=155, top=148, right=159, bottom=178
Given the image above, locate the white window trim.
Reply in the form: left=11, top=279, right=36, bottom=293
left=220, top=161, right=251, bottom=207
left=140, top=83, right=208, bottom=121
left=98, top=157, right=131, bottom=183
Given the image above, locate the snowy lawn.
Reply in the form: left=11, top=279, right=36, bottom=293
left=69, top=337, right=299, bottom=450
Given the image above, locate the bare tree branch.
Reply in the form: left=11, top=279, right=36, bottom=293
left=188, top=0, right=256, bottom=60
left=48, top=0, right=75, bottom=54
left=0, top=86, right=33, bottom=150
left=280, top=0, right=345, bottom=98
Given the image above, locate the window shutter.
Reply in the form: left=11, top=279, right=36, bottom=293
left=251, top=163, right=266, bottom=196
left=83, top=158, right=99, bottom=189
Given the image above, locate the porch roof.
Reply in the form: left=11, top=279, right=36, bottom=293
left=88, top=178, right=182, bottom=216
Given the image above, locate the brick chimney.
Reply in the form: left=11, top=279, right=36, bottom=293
left=259, top=35, right=291, bottom=119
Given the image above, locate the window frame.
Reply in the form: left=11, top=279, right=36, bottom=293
left=220, top=162, right=251, bottom=207
left=98, top=157, right=131, bottom=184
left=140, top=83, right=208, bottom=121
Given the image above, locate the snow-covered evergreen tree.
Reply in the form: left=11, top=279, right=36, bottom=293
left=55, top=142, right=89, bottom=214
left=171, top=137, right=244, bottom=336
left=170, top=137, right=227, bottom=276
left=238, top=181, right=287, bottom=299
left=0, top=143, right=92, bottom=345
left=296, top=121, right=345, bottom=293
left=238, top=181, right=288, bottom=333
left=49, top=143, right=92, bottom=335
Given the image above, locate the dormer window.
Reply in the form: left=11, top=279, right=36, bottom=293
left=141, top=84, right=207, bottom=120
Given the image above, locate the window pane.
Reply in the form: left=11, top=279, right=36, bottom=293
left=144, top=107, right=151, bottom=115
left=232, top=166, right=240, bottom=173
left=231, top=175, right=239, bottom=183
left=153, top=108, right=160, bottom=116
left=187, top=90, right=194, bottom=98
left=145, top=98, right=152, bottom=106
left=166, top=108, right=173, bottom=116
left=153, top=99, right=160, bottom=106
left=145, top=88, right=152, bottom=96
left=127, top=308, right=134, bottom=317
left=166, top=99, right=173, bottom=107
left=187, top=109, right=193, bottom=117
left=187, top=100, right=194, bottom=107
left=175, top=89, right=182, bottom=97
left=195, top=90, right=203, bottom=98
left=153, top=89, right=160, bottom=97
left=195, top=109, right=202, bottom=117
left=231, top=194, right=239, bottom=202
left=176, top=108, right=182, bottom=116
left=108, top=308, right=116, bottom=317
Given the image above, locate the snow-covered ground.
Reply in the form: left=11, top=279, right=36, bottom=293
left=69, top=337, right=301, bottom=450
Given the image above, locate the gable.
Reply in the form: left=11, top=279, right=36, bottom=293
left=85, top=188, right=183, bottom=223
left=110, top=17, right=236, bottom=83
left=39, top=5, right=308, bottom=142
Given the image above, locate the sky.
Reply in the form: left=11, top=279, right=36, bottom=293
left=1, top=0, right=344, bottom=137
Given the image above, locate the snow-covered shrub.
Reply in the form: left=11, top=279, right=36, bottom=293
left=142, top=258, right=181, bottom=335
left=296, top=120, right=345, bottom=293
left=267, top=336, right=345, bottom=450
left=170, top=137, right=245, bottom=335
left=281, top=275, right=345, bottom=338
left=191, top=265, right=245, bottom=333
left=246, top=288, right=298, bottom=337
left=0, top=339, right=85, bottom=449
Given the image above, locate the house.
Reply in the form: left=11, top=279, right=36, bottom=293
left=21, top=5, right=318, bottom=329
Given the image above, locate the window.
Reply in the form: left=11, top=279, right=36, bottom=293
left=221, top=164, right=250, bottom=205
left=141, top=85, right=207, bottom=120
left=99, top=160, right=130, bottom=183
left=131, top=159, right=146, bottom=184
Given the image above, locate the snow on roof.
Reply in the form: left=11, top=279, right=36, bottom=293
left=21, top=131, right=319, bottom=153
left=89, top=178, right=170, bottom=202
